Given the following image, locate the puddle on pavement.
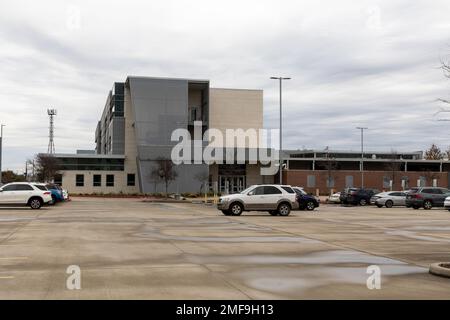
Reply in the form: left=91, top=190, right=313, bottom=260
left=185, top=250, right=408, bottom=266
left=240, top=264, right=426, bottom=293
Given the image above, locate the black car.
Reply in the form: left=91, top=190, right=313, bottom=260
left=292, top=187, right=319, bottom=211
left=405, top=187, right=450, bottom=210
left=340, top=188, right=379, bottom=206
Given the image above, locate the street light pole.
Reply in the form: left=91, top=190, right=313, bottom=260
left=270, top=76, right=291, bottom=185
left=0, top=124, right=5, bottom=184
left=356, top=127, right=368, bottom=188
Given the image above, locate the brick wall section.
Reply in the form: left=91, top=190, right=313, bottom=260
left=284, top=170, right=449, bottom=195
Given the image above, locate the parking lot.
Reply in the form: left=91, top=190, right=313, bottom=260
left=1, top=198, right=450, bottom=299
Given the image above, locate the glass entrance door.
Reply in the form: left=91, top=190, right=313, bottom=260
left=219, top=176, right=246, bottom=194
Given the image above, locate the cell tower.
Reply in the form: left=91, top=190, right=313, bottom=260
left=47, top=109, right=57, bottom=154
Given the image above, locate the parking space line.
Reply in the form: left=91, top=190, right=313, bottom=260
left=0, top=276, right=14, bottom=279
left=0, top=257, right=28, bottom=260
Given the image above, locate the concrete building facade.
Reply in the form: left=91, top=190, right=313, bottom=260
left=54, top=76, right=271, bottom=194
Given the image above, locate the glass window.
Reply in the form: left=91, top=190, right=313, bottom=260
left=307, top=175, right=316, bottom=188
left=93, top=175, right=101, bottom=187
left=281, top=186, right=295, bottom=194
left=2, top=184, right=17, bottom=191
left=264, top=186, right=282, bottom=194
left=127, top=174, right=135, bottom=186
left=106, top=175, right=114, bottom=187
left=34, top=185, right=47, bottom=191
left=54, top=174, right=62, bottom=185
left=15, top=185, right=33, bottom=191
left=248, top=186, right=264, bottom=195
left=76, top=174, right=84, bottom=187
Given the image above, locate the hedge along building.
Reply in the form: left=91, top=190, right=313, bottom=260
left=51, top=76, right=275, bottom=194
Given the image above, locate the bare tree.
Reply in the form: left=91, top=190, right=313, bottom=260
left=423, top=169, right=439, bottom=187
left=194, top=171, right=210, bottom=194
left=384, top=150, right=402, bottom=190
left=150, top=157, right=178, bottom=197
left=147, top=170, right=161, bottom=193
left=424, top=144, right=444, bottom=160
left=322, top=147, right=338, bottom=193
left=34, top=154, right=60, bottom=182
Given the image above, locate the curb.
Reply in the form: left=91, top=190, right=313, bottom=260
left=429, top=263, right=450, bottom=278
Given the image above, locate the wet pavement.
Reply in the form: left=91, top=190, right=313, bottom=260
left=0, top=198, right=450, bottom=299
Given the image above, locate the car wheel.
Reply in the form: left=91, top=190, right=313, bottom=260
left=423, top=200, right=433, bottom=210
left=359, top=198, right=368, bottom=206
left=278, top=203, right=291, bottom=216
left=412, top=205, right=420, bottom=210
left=306, top=201, right=315, bottom=211
left=376, top=204, right=383, bottom=208
left=29, top=198, right=43, bottom=210
left=385, top=200, right=394, bottom=208
left=268, top=210, right=278, bottom=216
left=221, top=210, right=231, bottom=216
left=229, top=202, right=243, bottom=216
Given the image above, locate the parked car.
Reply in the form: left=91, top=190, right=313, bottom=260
left=327, top=192, right=341, bottom=204
left=405, top=187, right=450, bottom=210
left=444, top=196, right=450, bottom=211
left=46, top=184, right=65, bottom=204
left=62, top=189, right=69, bottom=201
left=0, top=182, right=52, bottom=209
left=370, top=191, right=407, bottom=208
left=340, top=188, right=380, bottom=206
left=292, top=187, right=319, bottom=211
left=217, top=185, right=299, bottom=216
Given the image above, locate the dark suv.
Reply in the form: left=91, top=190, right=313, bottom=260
left=340, top=188, right=379, bottom=206
left=405, top=187, right=450, bottom=210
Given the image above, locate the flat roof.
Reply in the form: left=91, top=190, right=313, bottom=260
left=46, top=153, right=125, bottom=159
left=126, top=75, right=210, bottom=83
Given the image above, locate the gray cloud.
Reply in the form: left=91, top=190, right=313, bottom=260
left=1, top=0, right=450, bottom=172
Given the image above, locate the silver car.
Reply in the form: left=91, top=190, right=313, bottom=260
left=370, top=191, right=407, bottom=208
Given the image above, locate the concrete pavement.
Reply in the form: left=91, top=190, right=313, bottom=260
left=1, top=198, right=450, bottom=299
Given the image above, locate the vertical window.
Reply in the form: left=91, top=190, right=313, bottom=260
left=54, top=174, right=63, bottom=186
left=76, top=174, right=84, bottom=187
left=106, top=174, right=114, bottom=187
left=326, top=177, right=335, bottom=188
left=345, top=175, right=354, bottom=188
left=127, top=174, right=135, bottom=186
left=93, top=175, right=101, bottom=187
left=307, top=175, right=316, bottom=188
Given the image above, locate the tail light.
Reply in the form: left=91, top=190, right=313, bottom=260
left=44, top=192, right=51, bottom=195
left=350, top=191, right=357, bottom=195
left=409, top=193, right=422, bottom=199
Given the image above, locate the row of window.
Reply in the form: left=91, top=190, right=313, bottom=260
left=305, top=175, right=428, bottom=188
left=75, top=174, right=135, bottom=187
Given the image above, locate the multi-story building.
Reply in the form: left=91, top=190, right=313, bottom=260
left=52, top=76, right=273, bottom=194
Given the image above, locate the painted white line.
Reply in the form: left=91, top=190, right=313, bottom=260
left=0, top=276, right=14, bottom=279
left=0, top=257, right=28, bottom=260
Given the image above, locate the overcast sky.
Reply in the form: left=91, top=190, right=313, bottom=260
left=1, top=0, right=450, bottom=172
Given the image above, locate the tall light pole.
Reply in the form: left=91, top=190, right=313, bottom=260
left=270, top=76, right=291, bottom=184
left=356, top=127, right=368, bottom=188
left=0, top=124, right=5, bottom=184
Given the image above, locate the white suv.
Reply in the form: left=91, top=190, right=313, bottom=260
left=0, top=182, right=52, bottom=209
left=217, top=185, right=299, bottom=216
